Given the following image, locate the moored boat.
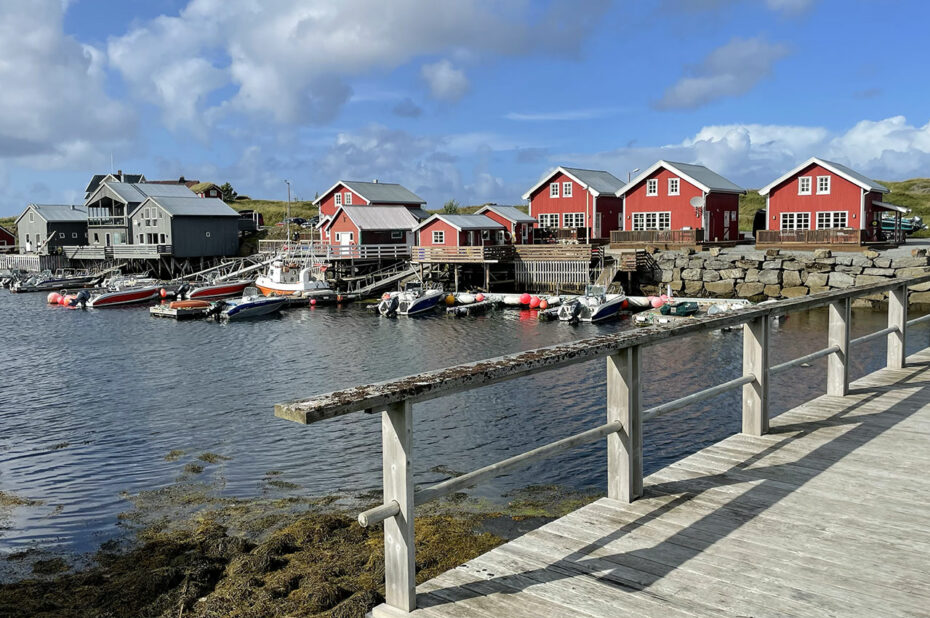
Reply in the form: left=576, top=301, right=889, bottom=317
left=378, top=282, right=444, bottom=316
left=184, top=280, right=252, bottom=300
left=215, top=294, right=287, bottom=321
left=557, top=285, right=626, bottom=322
left=254, top=260, right=331, bottom=296
left=87, top=285, right=162, bottom=308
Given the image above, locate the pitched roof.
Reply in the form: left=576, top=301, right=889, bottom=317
left=325, top=205, right=420, bottom=231
left=314, top=180, right=426, bottom=205
left=407, top=207, right=431, bottom=221
left=142, top=196, right=238, bottom=217
left=758, top=157, right=889, bottom=195
left=90, top=181, right=198, bottom=206
left=521, top=166, right=625, bottom=200
left=416, top=214, right=505, bottom=232
left=617, top=160, right=745, bottom=197
left=476, top=205, right=536, bottom=223
left=189, top=182, right=219, bottom=194
left=83, top=172, right=146, bottom=195
left=16, top=204, right=87, bottom=224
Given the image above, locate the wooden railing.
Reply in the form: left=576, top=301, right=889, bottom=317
left=756, top=228, right=866, bottom=245
left=410, top=245, right=515, bottom=263
left=610, top=229, right=703, bottom=244
left=514, top=244, right=593, bottom=261
left=275, top=272, right=930, bottom=616
left=62, top=246, right=105, bottom=260
left=0, top=254, right=68, bottom=272
left=258, top=240, right=410, bottom=260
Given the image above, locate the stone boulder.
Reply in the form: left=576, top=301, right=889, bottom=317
left=763, top=284, right=782, bottom=298
left=863, top=267, right=894, bottom=277
left=758, top=269, right=782, bottom=285
left=719, top=268, right=744, bottom=280
left=781, top=286, right=809, bottom=298
left=684, top=280, right=705, bottom=295
left=737, top=282, right=765, bottom=298
left=782, top=270, right=802, bottom=287
left=828, top=272, right=855, bottom=288
left=804, top=272, right=829, bottom=288
left=761, top=260, right=783, bottom=270
left=813, top=249, right=832, bottom=259
left=681, top=268, right=703, bottom=281
left=856, top=274, right=892, bottom=286
left=745, top=269, right=761, bottom=283
left=704, top=279, right=736, bottom=297
left=702, top=270, right=721, bottom=282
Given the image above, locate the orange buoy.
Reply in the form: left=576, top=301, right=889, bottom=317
left=519, top=293, right=531, bottom=305
left=475, top=293, right=485, bottom=302
left=529, top=296, right=541, bottom=309
left=621, top=299, right=629, bottom=309
left=445, top=294, right=456, bottom=306
left=539, top=299, right=549, bottom=310
left=382, top=292, right=391, bottom=300
left=47, top=292, right=62, bottom=305
left=651, top=297, right=664, bottom=308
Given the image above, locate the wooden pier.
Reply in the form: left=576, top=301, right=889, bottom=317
left=275, top=272, right=930, bottom=617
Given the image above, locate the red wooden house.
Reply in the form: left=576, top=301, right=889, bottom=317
left=475, top=205, right=536, bottom=244
left=415, top=214, right=505, bottom=247
left=616, top=161, right=745, bottom=242
left=522, top=166, right=624, bottom=240
left=315, top=180, right=428, bottom=242
left=322, top=206, right=419, bottom=247
left=758, top=157, right=902, bottom=243
left=0, top=224, right=14, bottom=249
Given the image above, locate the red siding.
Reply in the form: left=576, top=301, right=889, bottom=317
left=595, top=196, right=623, bottom=238
left=527, top=171, right=622, bottom=239
left=328, top=212, right=360, bottom=245
left=418, top=220, right=459, bottom=246
left=480, top=211, right=535, bottom=243
left=318, top=184, right=368, bottom=217
left=767, top=164, right=866, bottom=231
left=705, top=192, right=740, bottom=241
left=0, top=227, right=13, bottom=246
left=362, top=230, right=408, bottom=244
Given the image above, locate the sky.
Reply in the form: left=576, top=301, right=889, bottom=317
left=1, top=0, right=929, bottom=216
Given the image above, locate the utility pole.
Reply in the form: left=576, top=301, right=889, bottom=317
left=285, top=179, right=292, bottom=250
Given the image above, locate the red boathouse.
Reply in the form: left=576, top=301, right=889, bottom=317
left=522, top=167, right=625, bottom=241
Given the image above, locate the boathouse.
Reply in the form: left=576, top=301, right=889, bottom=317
left=522, top=166, right=625, bottom=242
left=757, top=157, right=905, bottom=247
left=614, top=160, right=744, bottom=245
left=127, top=195, right=240, bottom=258
left=315, top=181, right=428, bottom=242
left=0, top=225, right=14, bottom=249
left=415, top=214, right=506, bottom=247
left=322, top=206, right=419, bottom=247
left=475, top=205, right=537, bottom=244
left=84, top=181, right=200, bottom=248
left=14, top=204, right=88, bottom=254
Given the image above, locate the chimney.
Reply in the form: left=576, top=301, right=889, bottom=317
left=71, top=205, right=75, bottom=210
left=117, top=169, right=122, bottom=178
left=179, top=176, right=185, bottom=183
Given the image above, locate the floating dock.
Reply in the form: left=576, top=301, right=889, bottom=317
left=149, top=303, right=210, bottom=320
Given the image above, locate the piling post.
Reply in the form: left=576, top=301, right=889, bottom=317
left=828, top=297, right=851, bottom=396
left=377, top=400, right=415, bottom=615
left=606, top=346, right=642, bottom=503
left=741, top=315, right=770, bottom=436
left=888, top=284, right=907, bottom=369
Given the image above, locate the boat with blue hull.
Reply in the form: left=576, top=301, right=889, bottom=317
left=378, top=282, right=443, bottom=317
left=215, top=293, right=287, bottom=321
left=557, top=285, right=626, bottom=323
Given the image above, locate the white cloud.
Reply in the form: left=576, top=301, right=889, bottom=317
left=656, top=37, right=790, bottom=110
left=421, top=60, right=470, bottom=102
left=0, top=0, right=134, bottom=167
left=505, top=107, right=625, bottom=122
left=106, top=0, right=609, bottom=127
left=561, top=116, right=930, bottom=189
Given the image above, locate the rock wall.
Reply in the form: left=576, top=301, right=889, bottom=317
left=640, top=248, right=930, bottom=306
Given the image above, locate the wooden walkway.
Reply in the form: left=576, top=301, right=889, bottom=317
left=409, top=350, right=930, bottom=617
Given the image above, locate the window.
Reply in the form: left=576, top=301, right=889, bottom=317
left=25, top=234, right=30, bottom=243
left=29, top=212, right=34, bottom=222
left=781, top=212, right=810, bottom=230
left=71, top=232, right=77, bottom=239
left=646, top=179, right=658, bottom=196
left=562, top=182, right=573, bottom=197
left=335, top=193, right=342, bottom=206
left=93, top=233, right=99, bottom=244
left=58, top=232, right=65, bottom=239
left=344, top=192, right=352, bottom=205
left=205, top=231, right=211, bottom=238
left=138, top=234, right=144, bottom=243
left=432, top=230, right=445, bottom=244
left=481, top=230, right=490, bottom=240
left=563, top=212, right=585, bottom=228
left=817, top=175, right=831, bottom=194
left=632, top=212, right=672, bottom=231
left=798, top=176, right=812, bottom=195
left=391, top=230, right=403, bottom=240
left=497, top=230, right=506, bottom=242
left=538, top=213, right=559, bottom=227
left=550, top=182, right=560, bottom=198
left=817, top=211, right=848, bottom=229
left=160, top=234, right=166, bottom=243
left=668, top=178, right=680, bottom=196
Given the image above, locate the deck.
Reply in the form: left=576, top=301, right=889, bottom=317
left=410, top=354, right=930, bottom=617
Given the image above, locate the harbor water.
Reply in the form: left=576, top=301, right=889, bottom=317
left=0, top=290, right=926, bottom=561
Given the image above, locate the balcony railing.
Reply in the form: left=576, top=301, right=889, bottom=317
left=756, top=229, right=866, bottom=246
left=258, top=240, right=411, bottom=260
left=87, top=217, right=127, bottom=227
left=410, top=245, right=516, bottom=263
left=611, top=229, right=704, bottom=245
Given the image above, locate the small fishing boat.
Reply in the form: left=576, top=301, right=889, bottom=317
left=214, top=293, right=287, bottom=321
left=9, top=269, right=103, bottom=293
left=378, top=282, right=444, bottom=316
left=87, top=282, right=162, bottom=308
left=255, top=260, right=331, bottom=296
left=183, top=280, right=252, bottom=300
left=557, top=285, right=626, bottom=323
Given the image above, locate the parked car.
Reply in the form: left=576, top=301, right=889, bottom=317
left=301, top=216, right=320, bottom=229
left=276, top=217, right=307, bottom=226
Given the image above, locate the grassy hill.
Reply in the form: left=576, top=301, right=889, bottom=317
left=0, top=216, right=16, bottom=238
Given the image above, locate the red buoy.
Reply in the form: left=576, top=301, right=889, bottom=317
left=310, top=299, right=317, bottom=306
left=539, top=299, right=549, bottom=310
left=620, top=299, right=629, bottom=309
left=47, top=292, right=61, bottom=305
left=529, top=296, right=541, bottom=309
left=475, top=293, right=485, bottom=302
left=160, top=288, right=168, bottom=298
left=519, top=293, right=531, bottom=305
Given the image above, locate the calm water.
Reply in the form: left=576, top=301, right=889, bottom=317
left=0, top=290, right=926, bottom=560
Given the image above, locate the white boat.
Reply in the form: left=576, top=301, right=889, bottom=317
left=558, top=285, right=626, bottom=322
left=255, top=260, right=331, bottom=296
left=87, top=276, right=163, bottom=308
left=378, top=282, right=444, bottom=316
left=215, top=293, right=287, bottom=321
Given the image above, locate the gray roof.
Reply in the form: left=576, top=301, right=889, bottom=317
left=820, top=159, right=888, bottom=193
left=561, top=167, right=625, bottom=194
left=334, top=206, right=420, bottom=230
left=84, top=173, right=145, bottom=195
left=101, top=182, right=148, bottom=204
left=478, top=205, right=536, bottom=223
left=145, top=196, right=238, bottom=217
left=433, top=214, right=505, bottom=230
left=22, top=204, right=87, bottom=223
left=407, top=207, right=431, bottom=221
left=664, top=161, right=745, bottom=193
left=340, top=181, right=426, bottom=205
left=99, top=182, right=197, bottom=205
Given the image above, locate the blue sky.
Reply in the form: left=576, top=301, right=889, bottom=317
left=1, top=0, right=928, bottom=217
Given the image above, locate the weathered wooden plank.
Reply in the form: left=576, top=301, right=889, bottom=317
left=606, top=346, right=641, bottom=502
left=827, top=297, right=850, bottom=396
left=381, top=400, right=415, bottom=613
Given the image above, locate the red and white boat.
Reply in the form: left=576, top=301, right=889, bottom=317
left=87, top=285, right=162, bottom=308
left=185, top=280, right=251, bottom=300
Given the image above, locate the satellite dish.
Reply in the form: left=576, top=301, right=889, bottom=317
left=689, top=196, right=705, bottom=208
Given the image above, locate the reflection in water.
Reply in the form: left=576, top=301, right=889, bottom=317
left=0, top=291, right=924, bottom=554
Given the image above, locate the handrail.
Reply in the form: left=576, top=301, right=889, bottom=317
left=770, top=345, right=840, bottom=376
left=642, top=374, right=755, bottom=421
left=851, top=325, right=899, bottom=346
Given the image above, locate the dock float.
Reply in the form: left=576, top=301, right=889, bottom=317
left=149, top=303, right=210, bottom=320
left=445, top=299, right=497, bottom=317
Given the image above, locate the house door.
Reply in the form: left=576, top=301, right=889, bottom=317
left=521, top=225, right=527, bottom=244
left=595, top=213, right=602, bottom=239
left=105, top=233, right=111, bottom=246
left=468, top=231, right=475, bottom=246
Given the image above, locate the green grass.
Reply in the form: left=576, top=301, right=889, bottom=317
left=0, top=216, right=16, bottom=238
left=738, top=190, right=766, bottom=232
left=428, top=204, right=529, bottom=215
left=229, top=199, right=317, bottom=227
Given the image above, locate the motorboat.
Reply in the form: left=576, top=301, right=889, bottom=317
left=213, top=292, right=287, bottom=321
left=557, top=285, right=626, bottom=323
left=9, top=269, right=103, bottom=293
left=87, top=284, right=162, bottom=308
left=181, top=280, right=252, bottom=300
left=255, top=260, right=331, bottom=296
left=378, top=282, right=443, bottom=316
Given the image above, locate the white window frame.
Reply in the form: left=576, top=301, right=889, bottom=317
left=160, top=234, right=167, bottom=243
left=646, top=179, right=658, bottom=197
left=816, top=211, right=848, bottom=229
left=549, top=182, right=560, bottom=198
left=334, top=193, right=342, bottom=206
left=538, top=213, right=559, bottom=228
left=391, top=230, right=403, bottom=240
left=71, top=232, right=78, bottom=239
left=497, top=230, right=506, bottom=242
left=563, top=212, right=585, bottom=228
left=798, top=176, right=812, bottom=195
left=344, top=191, right=352, bottom=205
left=432, top=230, right=445, bottom=244
left=780, top=212, right=810, bottom=230
left=562, top=182, right=573, bottom=198
left=816, top=175, right=831, bottom=195
left=668, top=178, right=680, bottom=196
left=632, top=211, right=672, bottom=231
left=58, top=232, right=65, bottom=239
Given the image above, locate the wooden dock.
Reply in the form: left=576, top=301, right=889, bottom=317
left=410, top=354, right=930, bottom=616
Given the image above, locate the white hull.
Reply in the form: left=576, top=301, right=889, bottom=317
left=87, top=286, right=162, bottom=308
left=220, top=296, right=287, bottom=320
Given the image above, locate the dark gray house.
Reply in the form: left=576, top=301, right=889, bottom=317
left=84, top=182, right=199, bottom=247
left=14, top=204, right=88, bottom=254
left=129, top=196, right=239, bottom=258
left=83, top=171, right=146, bottom=200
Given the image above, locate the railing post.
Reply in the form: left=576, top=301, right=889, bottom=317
left=828, top=298, right=851, bottom=396
left=741, top=315, right=769, bottom=436
left=887, top=283, right=907, bottom=369
left=606, top=345, right=642, bottom=503
left=376, top=399, right=415, bottom=615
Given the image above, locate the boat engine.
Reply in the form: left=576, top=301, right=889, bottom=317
left=72, top=290, right=90, bottom=309
left=558, top=301, right=582, bottom=324
left=176, top=283, right=192, bottom=300
left=378, top=295, right=399, bottom=317
left=206, top=301, right=227, bottom=320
